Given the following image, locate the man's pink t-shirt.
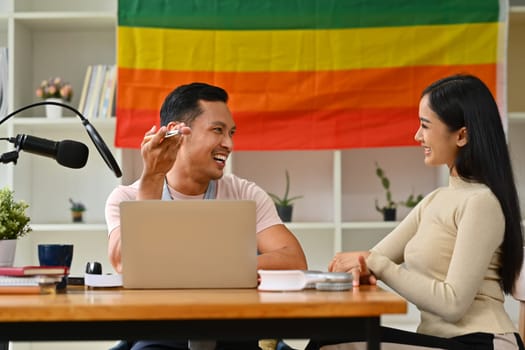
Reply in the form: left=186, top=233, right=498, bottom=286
left=105, top=173, right=282, bottom=236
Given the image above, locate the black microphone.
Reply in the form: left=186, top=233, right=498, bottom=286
left=9, top=134, right=89, bottom=169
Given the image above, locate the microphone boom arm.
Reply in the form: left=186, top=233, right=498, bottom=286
left=0, top=101, right=122, bottom=177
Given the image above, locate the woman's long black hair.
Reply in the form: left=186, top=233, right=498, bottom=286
left=423, top=74, right=523, bottom=294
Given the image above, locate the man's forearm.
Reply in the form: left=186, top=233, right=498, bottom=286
left=257, top=247, right=307, bottom=270
left=138, top=173, right=165, bottom=200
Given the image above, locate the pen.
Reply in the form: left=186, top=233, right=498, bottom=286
left=143, top=129, right=182, bottom=142
left=164, top=129, right=181, bottom=138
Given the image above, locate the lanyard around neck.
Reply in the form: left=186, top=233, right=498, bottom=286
left=162, top=178, right=217, bottom=200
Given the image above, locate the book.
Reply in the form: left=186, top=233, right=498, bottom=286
left=83, top=64, right=105, bottom=118
left=0, top=275, right=62, bottom=294
left=0, top=265, right=69, bottom=277
left=81, top=64, right=97, bottom=116
left=84, top=273, right=123, bottom=288
left=78, top=65, right=93, bottom=115
left=0, top=47, right=8, bottom=118
left=88, top=64, right=107, bottom=118
left=0, top=285, right=42, bottom=294
left=98, top=64, right=116, bottom=119
left=257, top=269, right=352, bottom=291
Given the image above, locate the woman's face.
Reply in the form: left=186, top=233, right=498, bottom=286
left=414, top=94, right=467, bottom=171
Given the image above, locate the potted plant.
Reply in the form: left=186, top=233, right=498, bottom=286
left=69, top=198, right=86, bottom=223
left=0, top=187, right=31, bottom=266
left=35, top=77, right=73, bottom=118
left=374, top=162, right=423, bottom=221
left=267, top=170, right=303, bottom=222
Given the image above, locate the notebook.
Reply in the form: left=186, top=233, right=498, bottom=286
left=119, top=200, right=258, bottom=289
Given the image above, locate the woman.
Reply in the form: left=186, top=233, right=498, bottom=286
left=307, top=74, right=524, bottom=350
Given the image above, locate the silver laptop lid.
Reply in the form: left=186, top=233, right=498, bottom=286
left=120, top=200, right=258, bottom=289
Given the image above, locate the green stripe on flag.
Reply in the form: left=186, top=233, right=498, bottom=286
left=118, top=0, right=500, bottom=30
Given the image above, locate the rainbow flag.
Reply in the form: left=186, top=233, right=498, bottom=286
left=117, top=0, right=506, bottom=150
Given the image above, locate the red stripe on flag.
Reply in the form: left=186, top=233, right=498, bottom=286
left=116, top=107, right=419, bottom=150
left=115, top=109, right=158, bottom=148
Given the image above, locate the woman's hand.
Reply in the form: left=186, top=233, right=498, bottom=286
left=329, top=251, right=376, bottom=286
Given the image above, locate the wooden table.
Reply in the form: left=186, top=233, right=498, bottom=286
left=0, top=286, right=406, bottom=350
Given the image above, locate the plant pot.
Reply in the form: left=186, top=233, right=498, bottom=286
left=383, top=208, right=396, bottom=221
left=45, top=98, right=64, bottom=119
left=71, top=210, right=84, bottom=223
left=0, top=239, right=17, bottom=267
left=276, top=205, right=293, bottom=222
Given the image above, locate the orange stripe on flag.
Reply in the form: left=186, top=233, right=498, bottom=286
left=117, top=64, right=497, bottom=113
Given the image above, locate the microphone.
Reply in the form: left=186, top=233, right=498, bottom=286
left=9, top=134, right=89, bottom=169
left=1, top=101, right=121, bottom=176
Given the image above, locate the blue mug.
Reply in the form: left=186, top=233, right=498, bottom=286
left=38, top=244, right=74, bottom=290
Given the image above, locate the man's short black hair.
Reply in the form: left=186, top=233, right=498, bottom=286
left=160, top=82, right=228, bottom=126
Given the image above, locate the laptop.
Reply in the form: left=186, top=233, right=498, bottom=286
left=119, top=200, right=258, bottom=289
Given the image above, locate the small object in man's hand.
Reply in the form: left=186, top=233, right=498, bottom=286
left=143, top=129, right=182, bottom=142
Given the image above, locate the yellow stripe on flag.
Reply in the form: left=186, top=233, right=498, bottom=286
left=118, top=22, right=499, bottom=72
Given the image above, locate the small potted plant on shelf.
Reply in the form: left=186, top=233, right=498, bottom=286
left=35, top=77, right=73, bottom=119
left=69, top=198, right=86, bottom=223
left=267, top=169, right=303, bottom=222
left=374, top=162, right=423, bottom=221
left=0, top=187, right=31, bottom=266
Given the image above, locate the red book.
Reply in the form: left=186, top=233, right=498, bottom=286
left=0, top=266, right=69, bottom=277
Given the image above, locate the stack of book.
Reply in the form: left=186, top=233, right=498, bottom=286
left=78, top=64, right=117, bottom=119
left=0, top=266, right=69, bottom=294
left=257, top=269, right=353, bottom=291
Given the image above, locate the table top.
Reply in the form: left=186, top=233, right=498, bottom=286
left=0, top=286, right=406, bottom=322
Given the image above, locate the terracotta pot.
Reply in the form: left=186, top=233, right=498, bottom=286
left=71, top=210, right=84, bottom=223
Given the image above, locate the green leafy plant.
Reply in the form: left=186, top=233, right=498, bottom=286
left=267, top=169, right=303, bottom=207
left=401, top=193, right=424, bottom=208
left=0, top=187, right=31, bottom=240
left=374, top=162, right=396, bottom=214
left=69, top=198, right=86, bottom=212
left=374, top=162, right=423, bottom=214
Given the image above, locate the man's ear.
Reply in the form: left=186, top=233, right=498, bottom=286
left=166, top=121, right=179, bottom=130
left=456, top=127, right=468, bottom=147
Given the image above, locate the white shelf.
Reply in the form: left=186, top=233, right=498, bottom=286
left=32, top=220, right=525, bottom=233
left=342, top=221, right=399, bottom=230
left=30, top=223, right=107, bottom=232
left=511, top=5, right=525, bottom=13
left=509, top=112, right=525, bottom=123
left=285, top=222, right=335, bottom=230
left=11, top=116, right=115, bottom=129
left=13, top=12, right=115, bottom=27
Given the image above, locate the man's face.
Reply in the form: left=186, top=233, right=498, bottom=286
left=179, top=100, right=236, bottom=181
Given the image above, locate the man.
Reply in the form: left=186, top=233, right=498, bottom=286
left=105, top=82, right=307, bottom=350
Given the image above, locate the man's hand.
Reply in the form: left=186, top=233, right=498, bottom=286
left=141, top=124, right=191, bottom=178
